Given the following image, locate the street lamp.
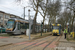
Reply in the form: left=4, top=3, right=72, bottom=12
left=28, top=9, right=30, bottom=20
left=28, top=9, right=31, bottom=40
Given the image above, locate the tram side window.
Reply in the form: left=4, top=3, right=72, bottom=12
left=13, top=22, right=16, bottom=30
left=17, top=22, right=20, bottom=30
left=31, top=25, right=33, bottom=29
left=20, top=23, right=25, bottom=29
left=25, top=24, right=27, bottom=29
left=25, top=23, right=29, bottom=29
left=23, top=24, right=25, bottom=29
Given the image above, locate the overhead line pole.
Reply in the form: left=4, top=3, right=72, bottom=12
left=23, top=6, right=33, bottom=19
left=24, top=7, right=25, bottom=19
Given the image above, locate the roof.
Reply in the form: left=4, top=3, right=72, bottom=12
left=0, top=11, right=5, bottom=13
left=0, top=10, right=21, bottom=18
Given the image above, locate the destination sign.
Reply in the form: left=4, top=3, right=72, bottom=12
left=8, top=19, right=14, bottom=21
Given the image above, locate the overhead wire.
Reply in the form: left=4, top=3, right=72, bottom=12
left=0, top=5, right=22, bottom=13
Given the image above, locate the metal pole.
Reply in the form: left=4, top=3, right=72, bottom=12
left=28, top=9, right=31, bottom=40
left=24, top=7, right=25, bottom=19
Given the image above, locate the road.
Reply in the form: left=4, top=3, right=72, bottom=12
left=0, top=35, right=61, bottom=50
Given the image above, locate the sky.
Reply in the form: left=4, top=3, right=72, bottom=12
left=0, top=0, right=43, bottom=23
left=0, top=0, right=69, bottom=24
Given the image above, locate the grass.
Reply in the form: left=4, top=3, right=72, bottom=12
left=66, top=33, right=75, bottom=41
left=66, top=33, right=69, bottom=41
left=0, top=32, right=52, bottom=40
left=33, top=32, right=51, bottom=40
left=0, top=34, right=11, bottom=37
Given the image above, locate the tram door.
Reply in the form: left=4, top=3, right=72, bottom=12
left=16, top=22, right=21, bottom=34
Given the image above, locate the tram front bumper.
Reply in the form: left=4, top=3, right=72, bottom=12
left=52, top=33, right=59, bottom=35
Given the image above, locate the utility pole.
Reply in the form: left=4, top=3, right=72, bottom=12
left=24, top=7, right=25, bottom=19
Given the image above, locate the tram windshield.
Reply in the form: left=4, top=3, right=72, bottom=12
left=53, top=26, right=59, bottom=29
left=6, top=20, right=14, bottom=29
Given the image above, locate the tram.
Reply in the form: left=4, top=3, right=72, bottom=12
left=52, top=23, right=62, bottom=35
left=6, top=18, right=29, bottom=34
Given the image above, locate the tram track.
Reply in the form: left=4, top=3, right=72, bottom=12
left=1, top=35, right=60, bottom=50
left=43, top=36, right=58, bottom=50
left=2, top=36, right=53, bottom=50
left=21, top=36, right=59, bottom=50
left=24, top=36, right=59, bottom=50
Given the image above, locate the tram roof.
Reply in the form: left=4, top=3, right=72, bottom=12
left=9, top=18, right=29, bottom=23
left=8, top=18, right=41, bottom=25
left=52, top=24, right=61, bottom=26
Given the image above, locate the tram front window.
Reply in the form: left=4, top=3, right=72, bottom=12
left=53, top=26, right=59, bottom=29
left=7, top=21, right=14, bottom=29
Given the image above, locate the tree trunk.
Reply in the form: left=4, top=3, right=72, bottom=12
left=43, top=16, right=45, bottom=28
left=32, top=2, right=39, bottom=34
left=71, top=15, right=75, bottom=31
left=48, top=17, right=51, bottom=31
left=48, top=17, right=50, bottom=26
left=42, top=0, right=48, bottom=31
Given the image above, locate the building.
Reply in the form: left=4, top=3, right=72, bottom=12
left=0, top=11, right=23, bottom=27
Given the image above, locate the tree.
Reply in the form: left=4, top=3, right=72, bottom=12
left=57, top=10, right=72, bottom=31
left=16, top=0, right=43, bottom=34
left=38, top=0, right=61, bottom=31
left=38, top=0, right=48, bottom=29
left=47, top=0, right=61, bottom=24
left=67, top=0, right=75, bottom=31
left=29, top=0, right=43, bottom=34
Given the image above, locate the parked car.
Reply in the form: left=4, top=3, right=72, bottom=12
left=0, top=27, right=6, bottom=33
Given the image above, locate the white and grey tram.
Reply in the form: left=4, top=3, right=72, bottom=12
left=6, top=18, right=41, bottom=34
left=6, top=18, right=29, bottom=34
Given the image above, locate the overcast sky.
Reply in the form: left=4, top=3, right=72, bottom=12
left=0, top=0, right=69, bottom=24
left=0, top=0, right=43, bottom=23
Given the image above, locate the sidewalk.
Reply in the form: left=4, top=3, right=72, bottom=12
left=56, top=35, right=75, bottom=50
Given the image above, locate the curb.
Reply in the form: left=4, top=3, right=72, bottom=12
left=59, top=41, right=75, bottom=44
left=10, top=36, right=23, bottom=38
